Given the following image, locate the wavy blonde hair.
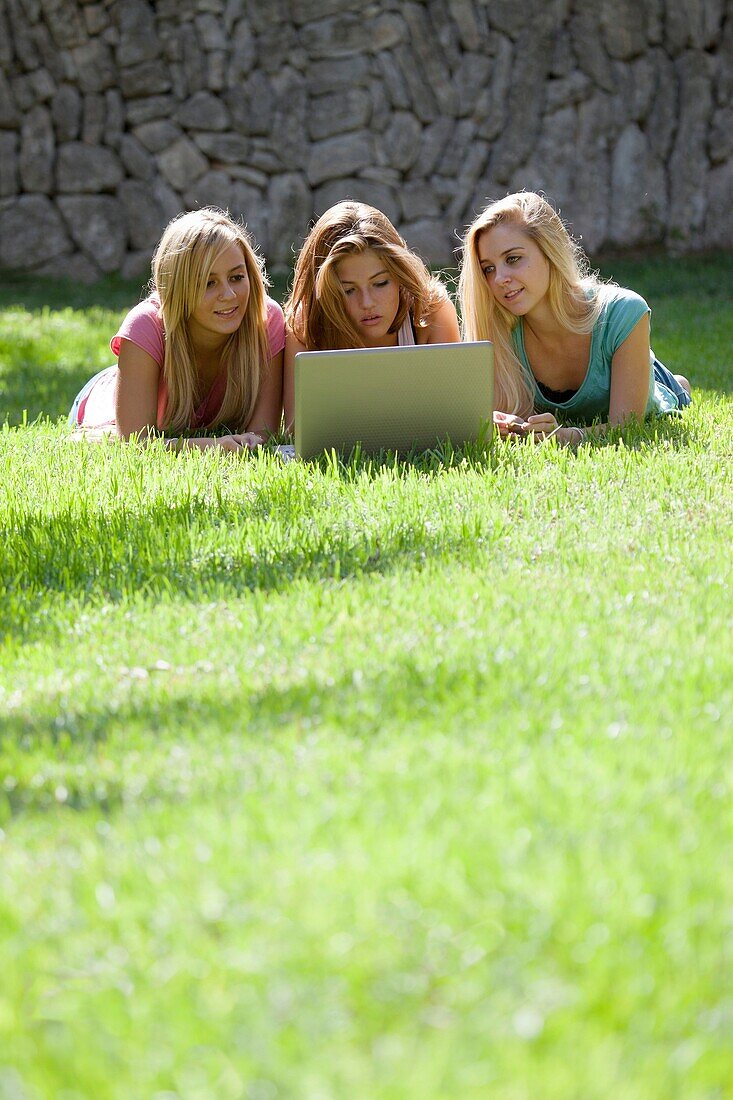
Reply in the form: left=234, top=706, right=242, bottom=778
left=458, top=192, right=608, bottom=418
left=285, top=201, right=449, bottom=349
left=151, top=208, right=270, bottom=433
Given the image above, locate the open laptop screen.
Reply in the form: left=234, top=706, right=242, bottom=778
left=294, top=341, right=494, bottom=459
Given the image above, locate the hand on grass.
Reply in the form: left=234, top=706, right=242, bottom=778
left=217, top=433, right=263, bottom=452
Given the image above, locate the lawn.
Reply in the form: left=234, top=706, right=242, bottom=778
left=1, top=256, right=732, bottom=1099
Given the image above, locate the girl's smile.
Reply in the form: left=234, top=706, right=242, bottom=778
left=190, top=243, right=251, bottom=345
left=477, top=224, right=551, bottom=317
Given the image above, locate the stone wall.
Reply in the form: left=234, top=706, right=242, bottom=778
left=0, top=0, right=731, bottom=281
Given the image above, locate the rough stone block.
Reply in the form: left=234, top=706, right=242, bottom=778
left=228, top=18, right=255, bottom=84
left=400, top=216, right=456, bottom=266
left=120, top=61, right=172, bottom=99
left=157, top=136, right=209, bottom=191
left=133, top=120, right=183, bottom=154
left=380, top=111, right=422, bottom=173
left=0, top=133, right=19, bottom=197
left=600, top=0, right=647, bottom=60
left=119, top=133, right=156, bottom=181
left=104, top=89, right=125, bottom=147
left=646, top=48, right=677, bottom=160
left=7, top=0, right=44, bottom=69
left=399, top=180, right=441, bottom=222
left=307, top=131, right=374, bottom=186
left=374, top=51, right=411, bottom=110
left=0, top=6, right=12, bottom=66
left=231, top=180, right=268, bottom=253
left=19, top=105, right=55, bottom=194
left=56, top=142, right=124, bottom=193
left=152, top=177, right=182, bottom=224
left=709, top=106, right=733, bottom=165
left=270, top=67, right=309, bottom=171
left=0, top=194, right=72, bottom=268
left=40, top=0, right=88, bottom=48
left=268, top=172, right=313, bottom=264
left=609, top=123, right=667, bottom=245
left=57, top=194, right=127, bottom=272
left=179, top=24, right=208, bottom=95
left=118, top=177, right=172, bottom=250
left=400, top=4, right=456, bottom=116
left=50, top=84, right=81, bottom=141
left=305, top=56, right=370, bottom=96
left=308, top=89, right=372, bottom=142
left=81, top=93, right=106, bottom=145
left=121, top=249, right=152, bottom=281
left=447, top=0, right=483, bottom=51
left=196, top=12, right=227, bottom=51
left=369, top=13, right=407, bottom=52
left=408, top=116, right=454, bottom=179
left=191, top=132, right=250, bottom=163
left=31, top=22, right=67, bottom=82
left=70, top=40, right=117, bottom=93
left=11, top=70, right=56, bottom=112
left=0, top=72, right=19, bottom=128
left=473, top=33, right=512, bottom=141
left=668, top=51, right=714, bottom=244
left=176, top=91, right=230, bottom=131
left=126, top=96, right=177, bottom=126
left=114, top=0, right=162, bottom=66
left=569, top=7, right=616, bottom=92
left=224, top=73, right=273, bottom=137
left=83, top=3, right=109, bottom=36
left=453, top=53, right=492, bottom=119
left=704, top=158, right=733, bottom=248
left=313, top=176, right=400, bottom=227
left=290, top=0, right=362, bottom=26
left=300, top=14, right=368, bottom=58
left=183, top=169, right=234, bottom=213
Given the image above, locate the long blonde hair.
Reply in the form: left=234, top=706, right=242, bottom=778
left=458, top=192, right=607, bottom=417
left=151, top=208, right=270, bottom=433
left=285, top=201, right=449, bottom=350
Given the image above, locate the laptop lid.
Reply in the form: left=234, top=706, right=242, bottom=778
left=294, top=341, right=494, bottom=459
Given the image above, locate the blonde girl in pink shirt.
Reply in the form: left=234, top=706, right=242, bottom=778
left=70, top=208, right=285, bottom=451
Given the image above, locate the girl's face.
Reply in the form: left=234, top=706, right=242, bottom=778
left=335, top=248, right=401, bottom=346
left=189, top=243, right=251, bottom=346
left=477, top=224, right=550, bottom=317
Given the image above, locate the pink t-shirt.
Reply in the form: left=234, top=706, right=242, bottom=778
left=74, top=294, right=285, bottom=430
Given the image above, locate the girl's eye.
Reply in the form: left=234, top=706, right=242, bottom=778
left=373, top=280, right=389, bottom=288
left=344, top=287, right=355, bottom=295
left=507, top=255, right=520, bottom=264
left=232, top=273, right=246, bottom=282
left=482, top=266, right=494, bottom=277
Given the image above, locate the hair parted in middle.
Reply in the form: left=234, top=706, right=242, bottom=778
left=151, top=207, right=270, bottom=434
left=285, top=200, right=449, bottom=350
left=458, top=191, right=611, bottom=418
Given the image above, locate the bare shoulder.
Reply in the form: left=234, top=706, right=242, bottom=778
left=422, top=298, right=460, bottom=344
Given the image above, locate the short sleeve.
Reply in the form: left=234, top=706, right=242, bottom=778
left=265, top=297, right=286, bottom=358
left=111, top=296, right=166, bottom=366
left=598, top=288, right=651, bottom=359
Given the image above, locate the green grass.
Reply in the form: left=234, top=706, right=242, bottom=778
left=1, top=257, right=732, bottom=1099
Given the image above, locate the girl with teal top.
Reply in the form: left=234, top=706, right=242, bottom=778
left=459, top=192, right=691, bottom=445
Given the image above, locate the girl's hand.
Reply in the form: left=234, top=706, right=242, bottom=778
left=216, top=433, right=263, bottom=452
left=494, top=410, right=529, bottom=437
left=525, top=412, right=560, bottom=437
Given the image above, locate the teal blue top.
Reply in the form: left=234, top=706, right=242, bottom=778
left=511, top=286, right=681, bottom=422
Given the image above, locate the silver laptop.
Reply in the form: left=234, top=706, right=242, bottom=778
left=294, top=341, right=494, bottom=459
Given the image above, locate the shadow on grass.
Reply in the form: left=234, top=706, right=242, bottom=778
left=2, top=483, right=503, bottom=648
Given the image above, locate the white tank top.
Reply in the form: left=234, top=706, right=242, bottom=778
left=396, top=312, right=416, bottom=346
